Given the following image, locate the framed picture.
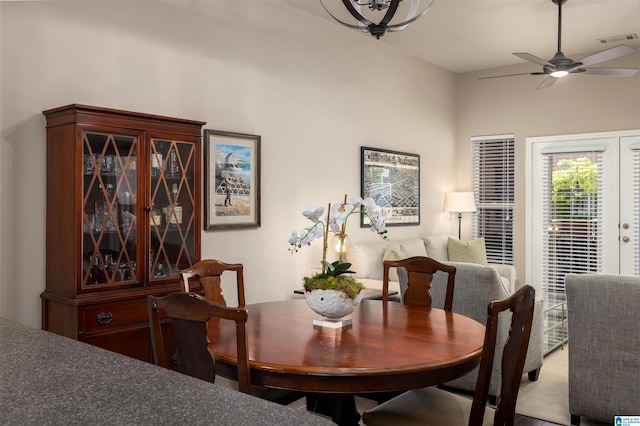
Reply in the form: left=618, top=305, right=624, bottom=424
left=361, top=146, right=420, bottom=226
left=204, top=130, right=261, bottom=230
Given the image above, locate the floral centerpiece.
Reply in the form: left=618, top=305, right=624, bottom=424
left=288, top=195, right=388, bottom=318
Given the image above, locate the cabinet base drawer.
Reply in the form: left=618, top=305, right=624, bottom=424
left=83, top=298, right=149, bottom=332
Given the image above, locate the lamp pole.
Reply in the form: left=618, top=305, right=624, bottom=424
left=445, top=192, right=476, bottom=241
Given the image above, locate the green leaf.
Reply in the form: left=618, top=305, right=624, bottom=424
left=321, top=260, right=355, bottom=277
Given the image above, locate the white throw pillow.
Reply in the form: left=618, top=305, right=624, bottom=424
left=383, top=244, right=406, bottom=282
left=398, top=238, right=428, bottom=258
left=423, top=236, right=450, bottom=261
left=347, top=241, right=388, bottom=280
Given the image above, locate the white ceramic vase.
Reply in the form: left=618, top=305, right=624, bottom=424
left=304, top=289, right=365, bottom=319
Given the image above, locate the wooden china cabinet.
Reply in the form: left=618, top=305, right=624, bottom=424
left=41, top=104, right=205, bottom=362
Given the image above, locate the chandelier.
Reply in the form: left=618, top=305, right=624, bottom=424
left=320, top=0, right=437, bottom=39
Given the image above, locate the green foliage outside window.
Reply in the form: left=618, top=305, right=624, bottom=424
left=551, top=157, right=598, bottom=219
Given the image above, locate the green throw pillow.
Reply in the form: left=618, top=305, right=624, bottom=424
left=383, top=244, right=406, bottom=282
left=448, top=237, right=488, bottom=265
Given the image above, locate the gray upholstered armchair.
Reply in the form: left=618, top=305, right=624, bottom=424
left=565, top=273, right=640, bottom=425
left=398, top=261, right=544, bottom=401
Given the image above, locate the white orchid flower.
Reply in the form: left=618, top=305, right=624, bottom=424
left=371, top=215, right=386, bottom=233
left=361, top=197, right=378, bottom=212
left=348, top=196, right=364, bottom=209
left=309, top=222, right=325, bottom=240
left=331, top=201, right=354, bottom=228
left=287, top=230, right=299, bottom=245
left=367, top=210, right=386, bottom=234
left=298, top=230, right=313, bottom=246
left=298, top=222, right=324, bottom=246
left=288, top=195, right=387, bottom=266
left=368, top=205, right=382, bottom=219
left=302, top=205, right=324, bottom=222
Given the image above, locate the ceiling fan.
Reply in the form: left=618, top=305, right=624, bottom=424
left=483, top=0, right=638, bottom=89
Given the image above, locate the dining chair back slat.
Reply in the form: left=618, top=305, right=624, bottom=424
left=147, top=292, right=252, bottom=394
left=383, top=256, right=456, bottom=311
left=180, top=259, right=245, bottom=307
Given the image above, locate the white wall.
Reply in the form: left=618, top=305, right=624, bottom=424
left=456, top=52, right=640, bottom=284
left=0, top=1, right=458, bottom=327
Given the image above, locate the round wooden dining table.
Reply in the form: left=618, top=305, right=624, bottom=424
left=208, top=298, right=485, bottom=425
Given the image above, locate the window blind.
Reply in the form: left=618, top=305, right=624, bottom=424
left=471, top=135, right=514, bottom=264
left=541, top=150, right=603, bottom=293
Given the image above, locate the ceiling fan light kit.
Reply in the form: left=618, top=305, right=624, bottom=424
left=485, top=0, right=638, bottom=89
left=320, top=0, right=436, bottom=39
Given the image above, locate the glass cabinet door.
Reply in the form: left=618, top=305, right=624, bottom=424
left=149, top=138, right=197, bottom=282
left=82, top=130, right=139, bottom=289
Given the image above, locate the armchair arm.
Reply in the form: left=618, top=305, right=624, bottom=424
left=489, top=263, right=517, bottom=293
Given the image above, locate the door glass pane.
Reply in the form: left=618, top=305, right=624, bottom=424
left=82, top=131, right=138, bottom=288
left=541, top=150, right=601, bottom=353
left=149, top=138, right=197, bottom=281
left=543, top=152, right=602, bottom=291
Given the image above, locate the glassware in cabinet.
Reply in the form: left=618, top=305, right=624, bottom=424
left=148, top=138, right=197, bottom=282
left=81, top=130, right=139, bottom=288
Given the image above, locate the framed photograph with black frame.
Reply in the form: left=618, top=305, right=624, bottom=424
left=204, top=129, right=261, bottom=230
left=361, top=146, right=420, bottom=227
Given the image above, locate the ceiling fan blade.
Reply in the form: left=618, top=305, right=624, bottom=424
left=478, top=72, right=536, bottom=80
left=580, top=67, right=639, bottom=76
left=537, top=77, right=558, bottom=90
left=576, top=44, right=636, bottom=68
left=514, top=52, right=554, bottom=67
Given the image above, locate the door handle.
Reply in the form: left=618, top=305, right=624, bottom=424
left=622, top=236, right=630, bottom=243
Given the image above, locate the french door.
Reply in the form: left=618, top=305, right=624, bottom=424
left=619, top=135, right=640, bottom=274
left=529, top=131, right=640, bottom=285
left=528, top=130, right=640, bottom=352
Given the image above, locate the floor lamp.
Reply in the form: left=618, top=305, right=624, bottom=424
left=445, top=192, right=477, bottom=239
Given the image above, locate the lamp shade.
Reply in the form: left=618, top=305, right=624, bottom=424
left=444, top=192, right=477, bottom=213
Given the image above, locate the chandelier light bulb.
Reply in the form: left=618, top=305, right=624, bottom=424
left=368, top=0, right=390, bottom=11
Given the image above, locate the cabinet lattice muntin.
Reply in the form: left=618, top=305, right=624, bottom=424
left=148, top=138, right=197, bottom=281
left=81, top=132, right=198, bottom=289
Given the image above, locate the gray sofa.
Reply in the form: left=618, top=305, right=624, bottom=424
left=565, top=273, right=640, bottom=425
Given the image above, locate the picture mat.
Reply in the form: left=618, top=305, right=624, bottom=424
left=204, top=130, right=260, bottom=230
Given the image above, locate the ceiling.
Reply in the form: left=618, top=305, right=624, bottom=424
left=279, top=0, right=640, bottom=74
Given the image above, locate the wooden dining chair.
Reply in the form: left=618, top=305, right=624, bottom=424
left=147, top=292, right=252, bottom=394
left=180, top=259, right=304, bottom=405
left=362, top=284, right=536, bottom=426
left=180, top=259, right=246, bottom=307
left=382, top=256, right=456, bottom=311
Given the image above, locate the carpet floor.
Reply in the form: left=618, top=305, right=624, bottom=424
left=516, top=345, right=607, bottom=426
